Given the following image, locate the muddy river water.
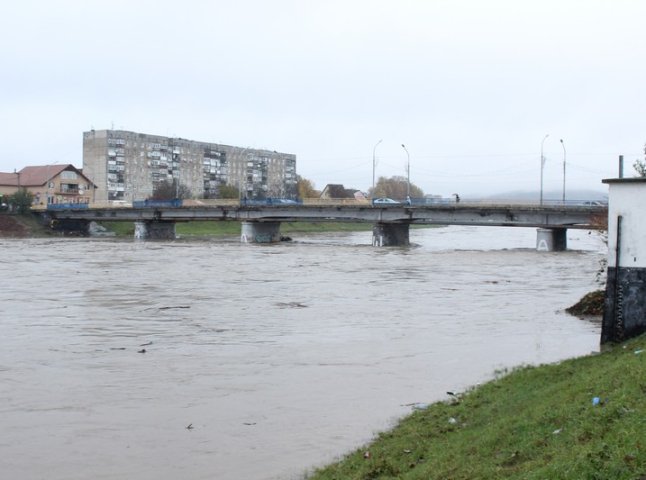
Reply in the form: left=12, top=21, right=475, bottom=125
left=0, top=225, right=606, bottom=479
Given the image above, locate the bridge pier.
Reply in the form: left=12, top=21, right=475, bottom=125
left=134, top=220, right=177, bottom=240
left=241, top=221, right=282, bottom=243
left=372, top=223, right=410, bottom=247
left=536, top=228, right=567, bottom=252
left=49, top=218, right=90, bottom=236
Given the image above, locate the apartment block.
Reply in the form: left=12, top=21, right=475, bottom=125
left=82, top=129, right=297, bottom=203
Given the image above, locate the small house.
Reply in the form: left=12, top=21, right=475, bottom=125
left=0, top=164, right=97, bottom=206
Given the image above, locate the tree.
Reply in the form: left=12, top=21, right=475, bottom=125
left=9, top=188, right=34, bottom=214
left=151, top=179, right=192, bottom=200
left=634, top=144, right=646, bottom=176
left=296, top=175, right=320, bottom=198
left=218, top=184, right=240, bottom=199
left=635, top=160, right=646, bottom=177
left=370, top=176, right=424, bottom=199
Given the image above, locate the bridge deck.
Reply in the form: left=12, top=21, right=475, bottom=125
left=43, top=203, right=607, bottom=230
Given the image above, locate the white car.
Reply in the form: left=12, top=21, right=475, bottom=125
left=372, top=197, right=400, bottom=205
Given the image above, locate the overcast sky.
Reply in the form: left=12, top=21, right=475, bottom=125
left=2, top=0, right=645, bottom=197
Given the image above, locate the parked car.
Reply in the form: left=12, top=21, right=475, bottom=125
left=372, top=197, right=400, bottom=205
left=269, top=198, right=301, bottom=205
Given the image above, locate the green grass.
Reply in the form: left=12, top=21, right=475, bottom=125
left=307, top=335, right=646, bottom=480
left=101, top=221, right=377, bottom=237
left=99, top=221, right=136, bottom=236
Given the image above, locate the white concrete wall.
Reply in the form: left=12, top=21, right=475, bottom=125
left=607, top=180, right=646, bottom=268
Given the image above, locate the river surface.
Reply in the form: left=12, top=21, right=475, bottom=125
left=0, top=226, right=606, bottom=480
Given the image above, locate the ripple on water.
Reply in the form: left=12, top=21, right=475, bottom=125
left=0, top=227, right=606, bottom=480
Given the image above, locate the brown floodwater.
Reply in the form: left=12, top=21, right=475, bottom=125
left=0, top=226, right=605, bottom=479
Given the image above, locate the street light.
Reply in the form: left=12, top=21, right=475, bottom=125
left=372, top=139, right=382, bottom=198
left=560, top=139, right=566, bottom=204
left=237, top=147, right=251, bottom=202
left=401, top=144, right=410, bottom=198
left=540, top=134, right=549, bottom=205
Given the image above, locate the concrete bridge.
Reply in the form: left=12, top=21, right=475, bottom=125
left=43, top=202, right=607, bottom=251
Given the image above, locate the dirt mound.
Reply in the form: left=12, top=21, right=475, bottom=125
left=566, top=290, right=605, bottom=316
left=0, top=214, right=30, bottom=237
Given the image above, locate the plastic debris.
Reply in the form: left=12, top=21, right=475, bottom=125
left=552, top=428, right=562, bottom=435
left=592, top=397, right=601, bottom=406
left=448, top=417, right=458, bottom=425
left=363, top=451, right=371, bottom=459
left=635, top=349, right=643, bottom=355
left=412, top=403, right=430, bottom=411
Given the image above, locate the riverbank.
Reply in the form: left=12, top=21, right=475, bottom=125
left=105, top=220, right=377, bottom=237
left=306, top=334, right=646, bottom=479
left=0, top=213, right=53, bottom=237
left=0, top=213, right=379, bottom=238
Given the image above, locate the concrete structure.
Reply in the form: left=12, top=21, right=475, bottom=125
left=134, top=221, right=176, bottom=240
left=82, top=129, right=297, bottom=204
left=0, top=164, right=96, bottom=206
left=372, top=223, right=410, bottom=246
left=44, top=202, right=605, bottom=246
left=536, top=227, right=567, bottom=252
left=601, top=177, right=646, bottom=343
left=241, top=221, right=282, bottom=243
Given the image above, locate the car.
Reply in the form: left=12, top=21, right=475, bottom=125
left=578, top=200, right=606, bottom=207
left=372, top=197, right=400, bottom=205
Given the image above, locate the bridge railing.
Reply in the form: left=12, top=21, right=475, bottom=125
left=41, top=197, right=607, bottom=211
left=303, top=198, right=370, bottom=206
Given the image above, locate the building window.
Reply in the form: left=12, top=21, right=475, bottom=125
left=61, top=171, right=78, bottom=180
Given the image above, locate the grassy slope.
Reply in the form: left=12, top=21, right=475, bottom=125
left=308, top=335, right=646, bottom=480
left=103, top=221, right=376, bottom=237
left=0, top=213, right=55, bottom=237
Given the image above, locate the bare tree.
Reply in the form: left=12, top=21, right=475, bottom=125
left=634, top=145, right=646, bottom=176
left=151, top=179, right=192, bottom=200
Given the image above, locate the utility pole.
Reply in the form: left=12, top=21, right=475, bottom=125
left=372, top=139, right=382, bottom=198
left=560, top=139, right=566, bottom=204
left=401, top=144, right=410, bottom=198
left=540, top=134, right=549, bottom=205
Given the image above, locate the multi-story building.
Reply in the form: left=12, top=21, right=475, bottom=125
left=82, top=129, right=297, bottom=204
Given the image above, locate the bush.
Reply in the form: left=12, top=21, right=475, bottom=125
left=8, top=188, right=34, bottom=214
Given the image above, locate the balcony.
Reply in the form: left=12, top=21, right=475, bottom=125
left=58, top=184, right=82, bottom=195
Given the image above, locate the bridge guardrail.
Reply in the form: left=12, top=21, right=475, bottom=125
left=132, top=199, right=182, bottom=208
left=46, top=203, right=90, bottom=211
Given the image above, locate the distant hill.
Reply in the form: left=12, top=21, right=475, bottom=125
left=467, top=189, right=608, bottom=202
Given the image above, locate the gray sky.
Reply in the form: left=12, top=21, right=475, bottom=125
left=1, top=0, right=645, bottom=197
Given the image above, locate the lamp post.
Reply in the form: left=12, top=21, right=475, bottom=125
left=372, top=139, right=382, bottom=198
left=540, top=134, right=549, bottom=205
left=237, top=147, right=250, bottom=203
left=401, top=144, right=410, bottom=198
left=560, top=139, right=566, bottom=204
